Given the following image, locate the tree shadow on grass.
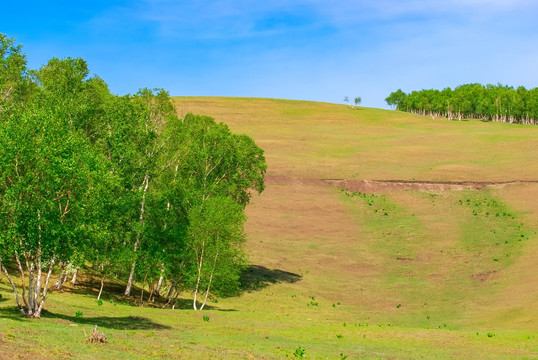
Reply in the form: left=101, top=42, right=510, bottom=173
left=0, top=306, right=171, bottom=330
left=41, top=310, right=172, bottom=330
left=240, top=265, right=302, bottom=292
left=0, top=306, right=29, bottom=322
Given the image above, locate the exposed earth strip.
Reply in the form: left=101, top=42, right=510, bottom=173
left=265, top=175, right=538, bottom=193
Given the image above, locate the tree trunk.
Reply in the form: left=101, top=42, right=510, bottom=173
left=200, top=248, right=219, bottom=311
left=71, top=268, right=78, bottom=285
left=97, top=275, right=105, bottom=300
left=27, top=263, right=36, bottom=315
left=193, top=247, right=205, bottom=310
left=125, top=173, right=149, bottom=297
left=124, top=260, right=137, bottom=297
left=148, top=283, right=155, bottom=303
left=14, top=252, right=29, bottom=309
left=55, top=268, right=68, bottom=291
left=0, top=257, right=27, bottom=316
left=33, top=257, right=55, bottom=318
left=167, top=280, right=176, bottom=300
left=139, top=272, right=148, bottom=306
left=155, top=271, right=164, bottom=297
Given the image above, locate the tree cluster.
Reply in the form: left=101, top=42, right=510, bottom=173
left=385, top=84, right=538, bottom=124
left=343, top=96, right=361, bottom=109
left=0, top=34, right=266, bottom=317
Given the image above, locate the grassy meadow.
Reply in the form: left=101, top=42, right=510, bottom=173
left=1, top=97, right=537, bottom=359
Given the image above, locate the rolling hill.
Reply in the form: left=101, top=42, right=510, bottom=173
left=1, top=97, right=536, bottom=359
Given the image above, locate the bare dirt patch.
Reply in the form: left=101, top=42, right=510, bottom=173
left=324, top=179, right=538, bottom=193
left=472, top=271, right=497, bottom=283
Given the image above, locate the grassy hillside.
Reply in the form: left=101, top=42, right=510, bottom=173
left=1, top=97, right=537, bottom=359
left=174, top=97, right=538, bottom=181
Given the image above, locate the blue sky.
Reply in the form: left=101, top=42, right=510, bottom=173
left=2, top=0, right=538, bottom=108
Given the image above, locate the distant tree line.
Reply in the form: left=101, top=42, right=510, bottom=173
left=0, top=33, right=266, bottom=317
left=385, top=84, right=538, bottom=124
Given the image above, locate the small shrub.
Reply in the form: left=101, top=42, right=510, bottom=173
left=340, top=353, right=348, bottom=360
left=487, top=332, right=494, bottom=338
left=202, top=315, right=210, bottom=322
left=75, top=311, right=83, bottom=319
left=336, top=334, right=343, bottom=339
left=97, top=299, right=103, bottom=306
left=396, top=303, right=401, bottom=308
left=293, top=346, right=306, bottom=359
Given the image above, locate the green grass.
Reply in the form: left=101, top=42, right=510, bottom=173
left=1, top=97, right=537, bottom=359
left=339, top=189, right=535, bottom=332
left=0, top=282, right=536, bottom=359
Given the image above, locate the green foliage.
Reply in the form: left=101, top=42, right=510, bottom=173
left=0, top=33, right=29, bottom=116
left=293, top=346, right=306, bottom=359
left=387, top=83, right=538, bottom=124
left=385, top=89, right=406, bottom=109
left=186, top=196, right=247, bottom=298
left=0, top=33, right=267, bottom=315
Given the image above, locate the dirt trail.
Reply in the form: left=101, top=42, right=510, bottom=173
left=325, top=178, right=538, bottom=193
left=266, top=175, right=538, bottom=193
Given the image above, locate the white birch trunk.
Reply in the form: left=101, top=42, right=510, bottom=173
left=97, top=276, right=105, bottom=300
left=193, top=246, right=205, bottom=310
left=33, top=256, right=55, bottom=318
left=0, top=258, right=27, bottom=316
left=125, top=173, right=150, bottom=297
left=200, top=246, right=219, bottom=311
left=71, top=268, right=78, bottom=285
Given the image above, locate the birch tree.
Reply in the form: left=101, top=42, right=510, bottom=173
left=162, top=113, right=266, bottom=308
left=0, top=104, right=109, bottom=317
left=187, top=196, right=246, bottom=310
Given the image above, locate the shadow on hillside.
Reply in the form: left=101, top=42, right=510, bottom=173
left=0, top=306, right=171, bottom=330
left=42, top=311, right=172, bottom=330
left=240, top=265, right=302, bottom=292
left=0, top=306, right=29, bottom=321
left=64, top=283, right=232, bottom=311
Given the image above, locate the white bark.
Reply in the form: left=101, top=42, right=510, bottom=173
left=200, top=245, right=219, bottom=311
left=71, top=268, right=78, bottom=285
left=125, top=173, right=150, bottom=297
left=0, top=257, right=26, bottom=316
left=193, top=246, right=204, bottom=310
left=34, top=256, right=55, bottom=318
left=97, top=276, right=105, bottom=300
left=55, top=269, right=68, bottom=291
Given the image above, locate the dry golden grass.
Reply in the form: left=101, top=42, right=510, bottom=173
left=0, top=97, right=536, bottom=359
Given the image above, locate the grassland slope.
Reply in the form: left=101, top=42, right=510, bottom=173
left=0, top=97, right=536, bottom=359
